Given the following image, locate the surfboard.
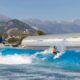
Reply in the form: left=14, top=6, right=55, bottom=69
left=53, top=51, right=64, bottom=59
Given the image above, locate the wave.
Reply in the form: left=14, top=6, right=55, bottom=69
left=0, top=47, right=80, bottom=66
left=0, top=54, right=32, bottom=64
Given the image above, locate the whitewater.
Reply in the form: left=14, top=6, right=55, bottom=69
left=0, top=47, right=80, bottom=80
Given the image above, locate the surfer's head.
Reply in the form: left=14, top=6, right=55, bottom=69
left=53, top=46, right=57, bottom=49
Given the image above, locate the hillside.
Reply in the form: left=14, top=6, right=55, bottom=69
left=0, top=19, right=37, bottom=35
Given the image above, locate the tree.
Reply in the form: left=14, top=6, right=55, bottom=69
left=37, top=30, right=45, bottom=35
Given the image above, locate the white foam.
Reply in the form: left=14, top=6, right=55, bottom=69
left=0, top=54, right=32, bottom=64
left=54, top=51, right=64, bottom=59
left=38, top=48, right=53, bottom=55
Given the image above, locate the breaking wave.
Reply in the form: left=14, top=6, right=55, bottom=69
left=0, top=47, right=80, bottom=80
left=0, top=47, right=80, bottom=67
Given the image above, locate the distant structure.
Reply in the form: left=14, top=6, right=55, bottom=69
left=21, top=33, right=80, bottom=50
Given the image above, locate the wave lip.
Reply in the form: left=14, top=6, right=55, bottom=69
left=0, top=54, right=32, bottom=64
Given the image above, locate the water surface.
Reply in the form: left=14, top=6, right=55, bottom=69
left=0, top=47, right=80, bottom=80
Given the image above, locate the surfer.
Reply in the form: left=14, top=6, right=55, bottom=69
left=52, top=46, right=60, bottom=55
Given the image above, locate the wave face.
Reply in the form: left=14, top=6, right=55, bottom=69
left=0, top=47, right=80, bottom=80
left=0, top=47, right=80, bottom=66
left=0, top=47, right=43, bottom=64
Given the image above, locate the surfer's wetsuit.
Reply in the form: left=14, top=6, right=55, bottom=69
left=53, top=52, right=57, bottom=54
left=53, top=51, right=60, bottom=54
left=53, top=48, right=57, bottom=54
left=52, top=47, right=60, bottom=55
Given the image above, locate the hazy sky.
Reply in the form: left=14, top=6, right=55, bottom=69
left=0, top=0, right=80, bottom=20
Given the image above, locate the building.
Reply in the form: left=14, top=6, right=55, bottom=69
left=21, top=33, right=80, bottom=50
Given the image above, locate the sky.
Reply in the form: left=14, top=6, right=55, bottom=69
left=0, top=0, right=80, bottom=20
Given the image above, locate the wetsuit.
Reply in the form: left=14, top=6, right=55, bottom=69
left=53, top=48, right=59, bottom=55
left=53, top=48, right=57, bottom=54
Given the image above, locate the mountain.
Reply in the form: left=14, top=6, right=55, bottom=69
left=0, top=19, right=37, bottom=35
left=5, top=19, right=36, bottom=30
left=23, top=19, right=80, bottom=34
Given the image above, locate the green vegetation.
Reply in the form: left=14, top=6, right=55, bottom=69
left=8, top=37, right=19, bottom=43
left=37, top=30, right=45, bottom=35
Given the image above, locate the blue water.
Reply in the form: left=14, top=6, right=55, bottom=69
left=0, top=47, right=80, bottom=80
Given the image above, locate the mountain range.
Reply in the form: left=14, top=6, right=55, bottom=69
left=23, top=19, right=80, bottom=34
left=0, top=14, right=80, bottom=34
